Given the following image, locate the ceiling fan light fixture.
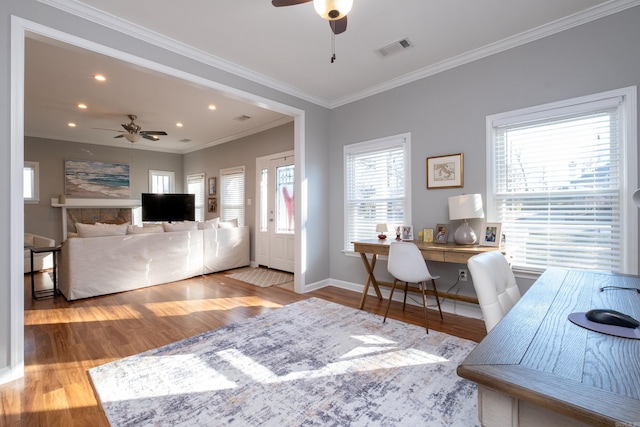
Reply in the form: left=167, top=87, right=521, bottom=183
left=313, top=0, right=352, bottom=20
left=124, top=133, right=140, bottom=143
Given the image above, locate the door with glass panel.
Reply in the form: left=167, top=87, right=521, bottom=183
left=256, top=151, right=294, bottom=272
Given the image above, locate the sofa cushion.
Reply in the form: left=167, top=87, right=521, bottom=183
left=163, top=221, right=198, bottom=232
left=76, top=222, right=128, bottom=238
left=218, top=218, right=238, bottom=228
left=197, top=218, right=220, bottom=230
left=127, top=224, right=164, bottom=234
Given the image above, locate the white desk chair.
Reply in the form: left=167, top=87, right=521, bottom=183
left=383, top=241, right=443, bottom=333
left=467, top=250, right=521, bottom=333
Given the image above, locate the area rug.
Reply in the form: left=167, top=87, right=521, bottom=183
left=89, top=298, right=479, bottom=427
left=226, top=267, right=293, bottom=287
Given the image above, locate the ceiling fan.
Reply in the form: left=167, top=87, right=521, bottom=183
left=272, top=0, right=353, bottom=62
left=114, top=114, right=167, bottom=143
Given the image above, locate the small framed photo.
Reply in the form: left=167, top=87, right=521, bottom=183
left=208, top=177, right=217, bottom=196
left=426, top=153, right=463, bottom=189
left=422, top=228, right=434, bottom=243
left=434, top=224, right=449, bottom=244
left=401, top=225, right=413, bottom=240
left=480, top=222, right=502, bottom=247
left=208, top=197, right=217, bottom=213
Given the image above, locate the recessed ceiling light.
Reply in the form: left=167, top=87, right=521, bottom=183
left=94, top=74, right=106, bottom=82
left=208, top=104, right=216, bottom=110
left=176, top=122, right=183, bottom=128
left=77, top=103, right=87, bottom=109
left=68, top=122, right=77, bottom=128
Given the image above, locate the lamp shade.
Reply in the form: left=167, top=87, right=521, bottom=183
left=448, top=194, right=485, bottom=221
left=313, top=0, right=353, bottom=20
left=376, top=224, right=388, bottom=233
left=124, top=133, right=140, bottom=143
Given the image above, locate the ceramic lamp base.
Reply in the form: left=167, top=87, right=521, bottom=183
left=454, top=221, right=477, bottom=245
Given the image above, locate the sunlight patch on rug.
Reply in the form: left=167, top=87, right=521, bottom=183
left=89, top=298, right=479, bottom=426
left=227, top=267, right=293, bottom=287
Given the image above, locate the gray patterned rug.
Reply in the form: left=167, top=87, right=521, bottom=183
left=89, top=298, right=479, bottom=426
left=227, top=267, right=293, bottom=287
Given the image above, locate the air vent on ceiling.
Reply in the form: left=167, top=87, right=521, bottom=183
left=179, top=138, right=192, bottom=143
left=376, top=37, right=413, bottom=58
left=233, top=115, right=252, bottom=122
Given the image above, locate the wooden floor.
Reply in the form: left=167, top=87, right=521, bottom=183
left=1, top=271, right=486, bottom=426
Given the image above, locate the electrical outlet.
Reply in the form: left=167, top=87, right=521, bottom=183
left=459, top=269, right=468, bottom=281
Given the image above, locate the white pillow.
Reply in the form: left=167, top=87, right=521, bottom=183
left=76, top=222, right=128, bottom=238
left=218, top=218, right=238, bottom=228
left=162, top=221, right=198, bottom=232
left=197, top=218, right=220, bottom=230
left=127, top=224, right=164, bottom=234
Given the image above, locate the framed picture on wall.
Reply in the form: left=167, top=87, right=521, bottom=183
left=426, top=153, right=463, bottom=189
left=208, top=177, right=217, bottom=196
left=208, top=197, right=217, bottom=213
left=480, top=222, right=502, bottom=247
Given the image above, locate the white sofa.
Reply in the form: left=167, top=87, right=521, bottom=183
left=24, top=233, right=55, bottom=273
left=59, top=225, right=249, bottom=300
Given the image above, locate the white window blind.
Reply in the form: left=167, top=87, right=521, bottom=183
left=488, top=87, right=637, bottom=274
left=149, top=170, right=174, bottom=194
left=220, top=166, right=245, bottom=226
left=344, top=134, right=410, bottom=251
left=186, top=173, right=205, bottom=222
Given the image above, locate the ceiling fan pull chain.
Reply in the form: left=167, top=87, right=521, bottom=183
left=331, top=31, right=336, bottom=63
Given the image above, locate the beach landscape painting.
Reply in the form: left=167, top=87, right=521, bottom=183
left=65, top=160, right=130, bottom=198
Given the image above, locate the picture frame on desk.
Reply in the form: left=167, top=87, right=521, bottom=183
left=401, top=225, right=413, bottom=240
left=480, top=222, right=502, bottom=246
left=434, top=224, right=449, bottom=244
left=422, top=228, right=434, bottom=242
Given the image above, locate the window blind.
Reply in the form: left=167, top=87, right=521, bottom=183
left=490, top=95, right=628, bottom=273
left=186, top=173, right=205, bottom=222
left=220, top=166, right=245, bottom=226
left=344, top=135, right=409, bottom=251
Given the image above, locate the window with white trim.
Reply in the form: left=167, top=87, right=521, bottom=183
left=487, top=87, right=637, bottom=274
left=186, top=173, right=205, bottom=222
left=24, top=161, right=39, bottom=203
left=149, top=170, right=175, bottom=194
left=220, top=166, right=245, bottom=226
left=344, top=134, right=411, bottom=252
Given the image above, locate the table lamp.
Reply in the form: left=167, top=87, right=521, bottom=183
left=376, top=224, right=388, bottom=240
left=448, top=194, right=484, bottom=245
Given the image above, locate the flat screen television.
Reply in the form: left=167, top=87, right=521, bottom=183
left=141, top=193, right=195, bottom=222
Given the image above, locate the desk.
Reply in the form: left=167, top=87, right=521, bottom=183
left=352, top=239, right=502, bottom=309
left=457, top=268, right=640, bottom=426
left=30, top=245, right=62, bottom=299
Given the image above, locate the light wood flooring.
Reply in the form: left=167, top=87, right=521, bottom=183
left=1, top=270, right=486, bottom=426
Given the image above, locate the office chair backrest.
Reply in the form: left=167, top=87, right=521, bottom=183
left=387, top=242, right=433, bottom=283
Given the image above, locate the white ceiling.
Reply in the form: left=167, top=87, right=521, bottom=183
left=26, top=0, right=637, bottom=153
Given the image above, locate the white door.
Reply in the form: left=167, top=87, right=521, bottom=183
left=256, top=151, right=295, bottom=272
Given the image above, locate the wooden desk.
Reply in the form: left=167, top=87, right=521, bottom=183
left=457, top=268, right=640, bottom=426
left=352, top=239, right=502, bottom=309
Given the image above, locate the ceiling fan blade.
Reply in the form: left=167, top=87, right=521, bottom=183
left=113, top=134, right=124, bottom=139
left=140, top=131, right=168, bottom=136
left=272, top=0, right=311, bottom=6
left=142, top=134, right=160, bottom=141
left=330, top=16, right=347, bottom=35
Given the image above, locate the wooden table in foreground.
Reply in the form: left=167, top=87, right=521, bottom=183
left=457, top=268, right=640, bottom=426
left=352, top=239, right=502, bottom=309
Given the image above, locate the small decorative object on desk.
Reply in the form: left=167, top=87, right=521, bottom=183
left=376, top=223, right=388, bottom=240
left=434, top=224, right=449, bottom=244
left=479, top=222, right=502, bottom=247
left=401, top=225, right=413, bottom=240
left=423, top=228, right=434, bottom=242
left=395, top=226, right=401, bottom=240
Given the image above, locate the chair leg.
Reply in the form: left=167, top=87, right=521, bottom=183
left=402, top=281, right=409, bottom=311
left=431, top=278, right=444, bottom=319
left=419, top=281, right=429, bottom=333
left=383, top=279, right=400, bottom=323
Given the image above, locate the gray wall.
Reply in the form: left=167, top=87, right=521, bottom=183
left=25, top=137, right=184, bottom=244
left=328, top=7, right=640, bottom=293
left=183, top=122, right=295, bottom=261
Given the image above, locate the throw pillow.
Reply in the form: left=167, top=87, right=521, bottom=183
left=218, top=218, right=239, bottom=228
left=162, top=221, right=198, bottom=232
left=197, top=218, right=220, bottom=230
left=76, top=222, right=128, bottom=238
left=127, top=224, right=164, bottom=234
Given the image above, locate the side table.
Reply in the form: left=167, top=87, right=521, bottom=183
left=30, top=245, right=62, bottom=299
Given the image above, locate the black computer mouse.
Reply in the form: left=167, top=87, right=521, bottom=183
left=585, top=309, right=640, bottom=329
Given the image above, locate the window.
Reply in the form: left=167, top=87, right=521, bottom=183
left=186, top=173, right=205, bottom=222
left=149, top=170, right=175, bottom=194
left=344, top=134, right=411, bottom=251
left=24, top=161, right=39, bottom=203
left=220, top=166, right=245, bottom=226
left=487, top=87, right=637, bottom=274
